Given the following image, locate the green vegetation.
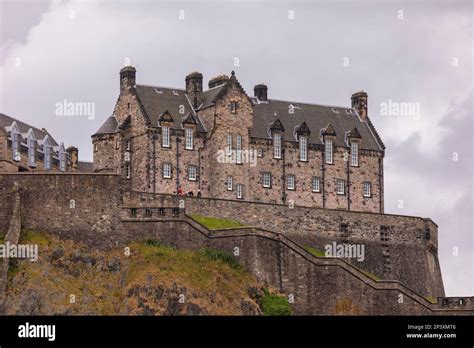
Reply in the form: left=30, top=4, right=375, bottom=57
left=190, top=214, right=247, bottom=230
left=200, top=248, right=242, bottom=270
left=261, top=289, right=291, bottom=316
left=128, top=241, right=251, bottom=291
left=358, top=268, right=380, bottom=281
left=5, top=231, right=266, bottom=315
left=305, top=245, right=381, bottom=281
left=304, top=245, right=326, bottom=257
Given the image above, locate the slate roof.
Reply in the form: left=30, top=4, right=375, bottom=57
left=77, top=161, right=93, bottom=172
left=250, top=98, right=383, bottom=151
left=0, top=113, right=59, bottom=146
left=198, top=84, right=226, bottom=110
left=134, top=85, right=206, bottom=132
left=93, top=115, right=118, bottom=135
left=95, top=73, right=383, bottom=152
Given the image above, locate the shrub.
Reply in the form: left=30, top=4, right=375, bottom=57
left=200, top=248, right=242, bottom=270
left=261, top=289, right=291, bottom=316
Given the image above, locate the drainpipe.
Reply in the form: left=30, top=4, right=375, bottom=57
left=176, top=135, right=181, bottom=193
left=281, top=147, right=286, bottom=205
left=152, top=132, right=156, bottom=193
left=347, top=150, right=351, bottom=211
left=322, top=147, right=326, bottom=209
left=379, top=156, right=384, bottom=214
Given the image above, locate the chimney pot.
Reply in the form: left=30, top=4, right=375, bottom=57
left=254, top=84, right=268, bottom=101
left=120, top=66, right=136, bottom=91
left=208, top=74, right=229, bottom=89
left=351, top=91, right=368, bottom=121
left=185, top=71, right=203, bottom=109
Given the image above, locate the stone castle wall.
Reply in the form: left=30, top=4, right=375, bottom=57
left=0, top=173, right=447, bottom=307
left=123, top=191, right=444, bottom=298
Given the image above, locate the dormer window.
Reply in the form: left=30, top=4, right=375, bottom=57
left=325, top=139, right=333, bottom=164
left=273, top=133, right=282, bottom=159
left=162, top=126, right=170, bottom=148
left=299, top=135, right=307, bottom=161
left=185, top=128, right=193, bottom=150
left=11, top=123, right=20, bottom=162
left=350, top=141, right=359, bottom=167
left=27, top=132, right=36, bottom=167
left=44, top=144, right=51, bottom=170
left=59, top=149, right=67, bottom=171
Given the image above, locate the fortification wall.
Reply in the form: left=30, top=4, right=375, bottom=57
left=0, top=174, right=444, bottom=299
left=123, top=192, right=445, bottom=298
left=0, top=173, right=122, bottom=246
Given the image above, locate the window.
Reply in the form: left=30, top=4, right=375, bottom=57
left=44, top=145, right=51, bottom=170
left=163, top=163, right=172, bottom=178
left=126, top=164, right=131, bottom=179
left=94, top=143, right=98, bottom=152
left=236, top=134, right=242, bottom=164
left=227, top=176, right=233, bottom=191
left=363, top=182, right=372, bottom=197
left=273, top=133, right=282, bottom=159
left=28, top=138, right=35, bottom=166
left=115, top=138, right=119, bottom=149
left=230, top=101, right=237, bottom=114
left=312, top=177, right=321, bottom=192
left=145, top=209, right=152, bottom=217
left=262, top=172, right=271, bottom=188
left=12, top=132, right=19, bottom=161
left=287, top=175, right=295, bottom=190
left=336, top=179, right=345, bottom=195
left=300, top=136, right=307, bottom=161
left=188, top=165, right=197, bottom=181
left=350, top=142, right=359, bottom=167
left=257, top=148, right=263, bottom=157
left=185, top=128, right=193, bottom=150
left=162, top=126, right=170, bottom=147
left=126, top=139, right=131, bottom=151
left=59, top=151, right=66, bottom=172
left=325, top=139, right=333, bottom=164
left=236, top=184, right=243, bottom=199
left=227, top=134, right=232, bottom=156
left=130, top=208, right=137, bottom=217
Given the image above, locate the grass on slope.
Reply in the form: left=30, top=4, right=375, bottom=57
left=190, top=214, right=247, bottom=230
left=5, top=231, right=264, bottom=315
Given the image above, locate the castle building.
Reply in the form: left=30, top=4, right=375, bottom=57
left=0, top=113, right=91, bottom=173
left=93, top=66, right=385, bottom=213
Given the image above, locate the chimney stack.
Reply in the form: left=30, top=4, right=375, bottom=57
left=185, top=71, right=203, bottom=109
left=208, top=74, right=229, bottom=89
left=351, top=91, right=368, bottom=121
left=120, top=66, right=136, bottom=92
left=254, top=84, right=268, bottom=101
left=66, top=146, right=78, bottom=172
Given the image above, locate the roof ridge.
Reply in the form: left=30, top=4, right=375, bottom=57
left=136, top=84, right=185, bottom=92
left=253, top=97, right=353, bottom=110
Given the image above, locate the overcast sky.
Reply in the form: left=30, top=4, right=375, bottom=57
left=0, top=0, right=472, bottom=296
